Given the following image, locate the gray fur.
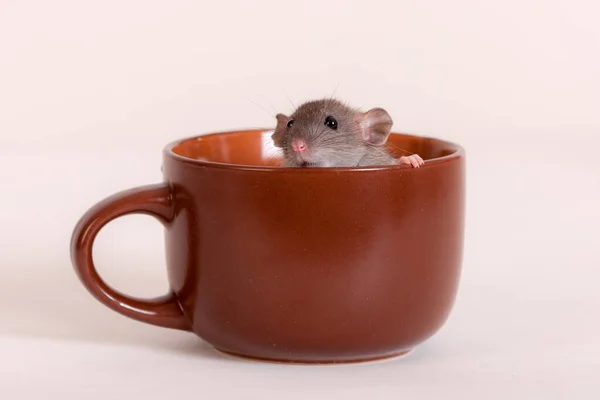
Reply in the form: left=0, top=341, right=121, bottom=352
left=272, top=98, right=397, bottom=168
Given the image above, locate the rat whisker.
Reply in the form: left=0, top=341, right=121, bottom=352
left=314, top=127, right=330, bottom=140
left=317, top=134, right=346, bottom=143
left=256, top=94, right=278, bottom=115
left=383, top=142, right=415, bottom=156
left=264, top=153, right=284, bottom=167
left=246, top=97, right=275, bottom=118
left=330, top=81, right=340, bottom=101
left=364, top=143, right=397, bottom=162
left=342, top=126, right=414, bottom=156
left=264, top=146, right=283, bottom=157
left=282, top=89, right=295, bottom=110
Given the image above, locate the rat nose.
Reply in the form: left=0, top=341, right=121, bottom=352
left=291, top=139, right=307, bottom=152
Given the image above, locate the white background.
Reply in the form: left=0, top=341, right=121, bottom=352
left=1, top=0, right=599, bottom=398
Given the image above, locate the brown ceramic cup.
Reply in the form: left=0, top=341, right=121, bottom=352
left=70, top=129, right=465, bottom=364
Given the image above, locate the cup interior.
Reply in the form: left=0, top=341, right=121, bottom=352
left=169, top=129, right=460, bottom=168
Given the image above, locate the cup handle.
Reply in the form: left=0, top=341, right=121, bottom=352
left=70, top=183, right=190, bottom=331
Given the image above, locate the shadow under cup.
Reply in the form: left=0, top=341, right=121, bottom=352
left=71, top=129, right=466, bottom=364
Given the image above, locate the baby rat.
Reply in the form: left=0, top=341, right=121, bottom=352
left=271, top=98, right=424, bottom=168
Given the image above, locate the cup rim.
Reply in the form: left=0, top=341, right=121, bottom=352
left=163, top=128, right=464, bottom=172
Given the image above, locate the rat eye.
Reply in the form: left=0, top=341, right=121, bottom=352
left=287, top=119, right=294, bottom=128
left=325, top=116, right=338, bottom=130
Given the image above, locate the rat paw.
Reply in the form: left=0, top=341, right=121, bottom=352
left=399, top=154, right=424, bottom=168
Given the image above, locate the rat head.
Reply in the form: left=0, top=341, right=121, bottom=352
left=271, top=99, right=394, bottom=167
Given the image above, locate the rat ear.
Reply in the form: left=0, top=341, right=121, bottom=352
left=271, top=113, right=289, bottom=148
left=355, top=108, right=393, bottom=146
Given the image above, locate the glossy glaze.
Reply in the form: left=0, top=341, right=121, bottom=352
left=71, top=129, right=465, bottom=363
